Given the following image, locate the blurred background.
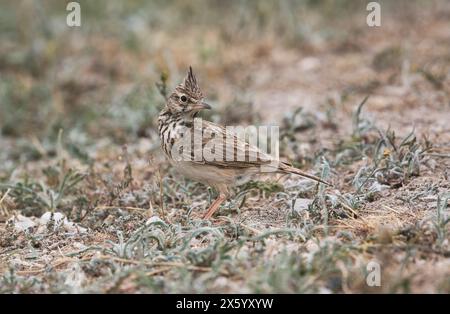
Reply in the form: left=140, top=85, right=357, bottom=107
left=1, top=0, right=448, bottom=149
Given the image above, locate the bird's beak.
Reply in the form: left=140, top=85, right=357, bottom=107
left=191, top=101, right=211, bottom=111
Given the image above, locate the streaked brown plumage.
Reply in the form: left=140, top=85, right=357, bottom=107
left=158, top=67, right=330, bottom=219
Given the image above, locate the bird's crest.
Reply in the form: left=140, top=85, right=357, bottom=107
left=177, top=66, right=203, bottom=99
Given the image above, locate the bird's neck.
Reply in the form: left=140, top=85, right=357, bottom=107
left=158, top=107, right=196, bottom=127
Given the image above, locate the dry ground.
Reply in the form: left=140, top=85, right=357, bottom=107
left=0, top=1, right=449, bottom=293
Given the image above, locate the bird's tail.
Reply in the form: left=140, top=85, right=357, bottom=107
left=279, top=163, right=331, bottom=186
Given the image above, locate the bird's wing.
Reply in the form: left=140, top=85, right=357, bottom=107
left=178, top=119, right=330, bottom=185
left=187, top=120, right=275, bottom=169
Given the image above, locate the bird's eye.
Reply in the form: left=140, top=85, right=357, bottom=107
left=180, top=95, right=187, bottom=102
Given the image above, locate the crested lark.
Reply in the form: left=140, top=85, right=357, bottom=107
left=158, top=67, right=330, bottom=219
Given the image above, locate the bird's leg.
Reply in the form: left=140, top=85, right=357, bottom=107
left=203, top=193, right=227, bottom=219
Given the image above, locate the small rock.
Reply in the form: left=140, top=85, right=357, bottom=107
left=299, top=57, right=320, bottom=72
left=145, top=216, right=164, bottom=225
left=40, top=212, right=65, bottom=226
left=9, top=215, right=36, bottom=232
left=72, top=242, right=87, bottom=250
left=318, top=287, right=332, bottom=294
left=293, top=198, right=313, bottom=212
left=39, top=212, right=87, bottom=233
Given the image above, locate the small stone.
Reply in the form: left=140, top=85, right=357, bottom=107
left=39, top=212, right=87, bottom=233
left=9, top=215, right=36, bottom=232
left=145, top=216, right=164, bottom=225
left=293, top=198, right=313, bottom=213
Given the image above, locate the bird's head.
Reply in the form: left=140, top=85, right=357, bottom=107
left=166, top=67, right=211, bottom=117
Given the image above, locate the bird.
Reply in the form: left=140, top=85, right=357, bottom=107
left=158, top=67, right=330, bottom=219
